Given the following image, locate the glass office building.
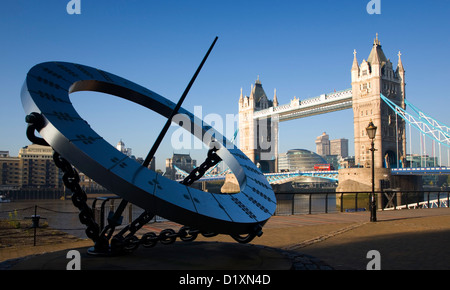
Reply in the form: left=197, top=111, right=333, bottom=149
left=278, top=149, right=328, bottom=172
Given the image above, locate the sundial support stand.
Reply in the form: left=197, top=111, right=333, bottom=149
left=20, top=36, right=277, bottom=257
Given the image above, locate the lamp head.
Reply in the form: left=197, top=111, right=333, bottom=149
left=366, top=120, right=377, bottom=140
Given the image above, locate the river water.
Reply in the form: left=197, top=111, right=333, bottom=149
left=0, top=194, right=338, bottom=239
left=0, top=198, right=149, bottom=239
left=1, top=192, right=442, bottom=239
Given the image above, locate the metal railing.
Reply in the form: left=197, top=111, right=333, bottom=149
left=0, top=188, right=111, bottom=200
left=382, top=191, right=450, bottom=210
left=274, top=190, right=450, bottom=216
left=2, top=191, right=449, bottom=230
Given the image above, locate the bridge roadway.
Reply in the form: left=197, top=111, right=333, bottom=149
left=252, top=88, right=353, bottom=121
left=185, top=167, right=450, bottom=184
left=391, top=166, right=450, bottom=175
left=187, top=170, right=340, bottom=183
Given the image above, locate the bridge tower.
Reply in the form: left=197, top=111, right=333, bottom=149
left=238, top=78, right=278, bottom=173
left=351, top=34, right=406, bottom=169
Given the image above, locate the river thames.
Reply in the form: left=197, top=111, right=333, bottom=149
left=0, top=194, right=339, bottom=239
left=0, top=198, right=150, bottom=239
left=0, top=191, right=443, bottom=239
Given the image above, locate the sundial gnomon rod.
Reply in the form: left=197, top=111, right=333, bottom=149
left=142, top=36, right=219, bottom=168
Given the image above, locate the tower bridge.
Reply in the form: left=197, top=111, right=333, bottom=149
left=238, top=34, right=408, bottom=174
left=234, top=34, right=449, bottom=191
left=176, top=34, right=448, bottom=192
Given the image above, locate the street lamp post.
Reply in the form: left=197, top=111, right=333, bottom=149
left=366, top=120, right=377, bottom=222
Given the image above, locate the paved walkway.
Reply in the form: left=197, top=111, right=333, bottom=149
left=2, top=208, right=450, bottom=270
left=268, top=208, right=450, bottom=269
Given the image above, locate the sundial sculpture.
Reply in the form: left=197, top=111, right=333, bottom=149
left=21, top=37, right=276, bottom=255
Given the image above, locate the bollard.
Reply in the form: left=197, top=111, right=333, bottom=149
left=28, top=205, right=46, bottom=246
left=31, top=214, right=41, bottom=228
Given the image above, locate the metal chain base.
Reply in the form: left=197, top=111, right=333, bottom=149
left=112, top=227, right=220, bottom=252
left=181, top=146, right=222, bottom=186
left=26, top=113, right=259, bottom=256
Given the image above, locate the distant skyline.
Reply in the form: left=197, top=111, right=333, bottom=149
left=1, top=0, right=449, bottom=170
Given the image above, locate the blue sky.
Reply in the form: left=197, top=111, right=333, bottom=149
left=1, top=0, right=449, bottom=170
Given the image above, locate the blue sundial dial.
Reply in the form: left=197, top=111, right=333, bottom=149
left=21, top=38, right=276, bottom=254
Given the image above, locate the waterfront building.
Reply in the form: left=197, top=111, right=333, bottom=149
left=116, top=139, right=132, bottom=157
left=1, top=141, right=153, bottom=192
left=18, top=144, right=61, bottom=188
left=165, top=153, right=197, bottom=180
left=330, top=138, right=348, bottom=158
left=78, top=172, right=106, bottom=192
left=115, top=139, right=154, bottom=170
left=278, top=149, right=327, bottom=172
left=0, top=151, right=21, bottom=190
left=315, top=132, right=330, bottom=156
left=339, top=156, right=356, bottom=169
left=314, top=133, right=349, bottom=169
left=278, top=149, right=337, bottom=189
left=0, top=144, right=107, bottom=191
left=323, top=155, right=339, bottom=170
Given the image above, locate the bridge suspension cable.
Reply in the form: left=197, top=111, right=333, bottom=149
left=405, top=100, right=450, bottom=138
left=380, top=94, right=450, bottom=148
